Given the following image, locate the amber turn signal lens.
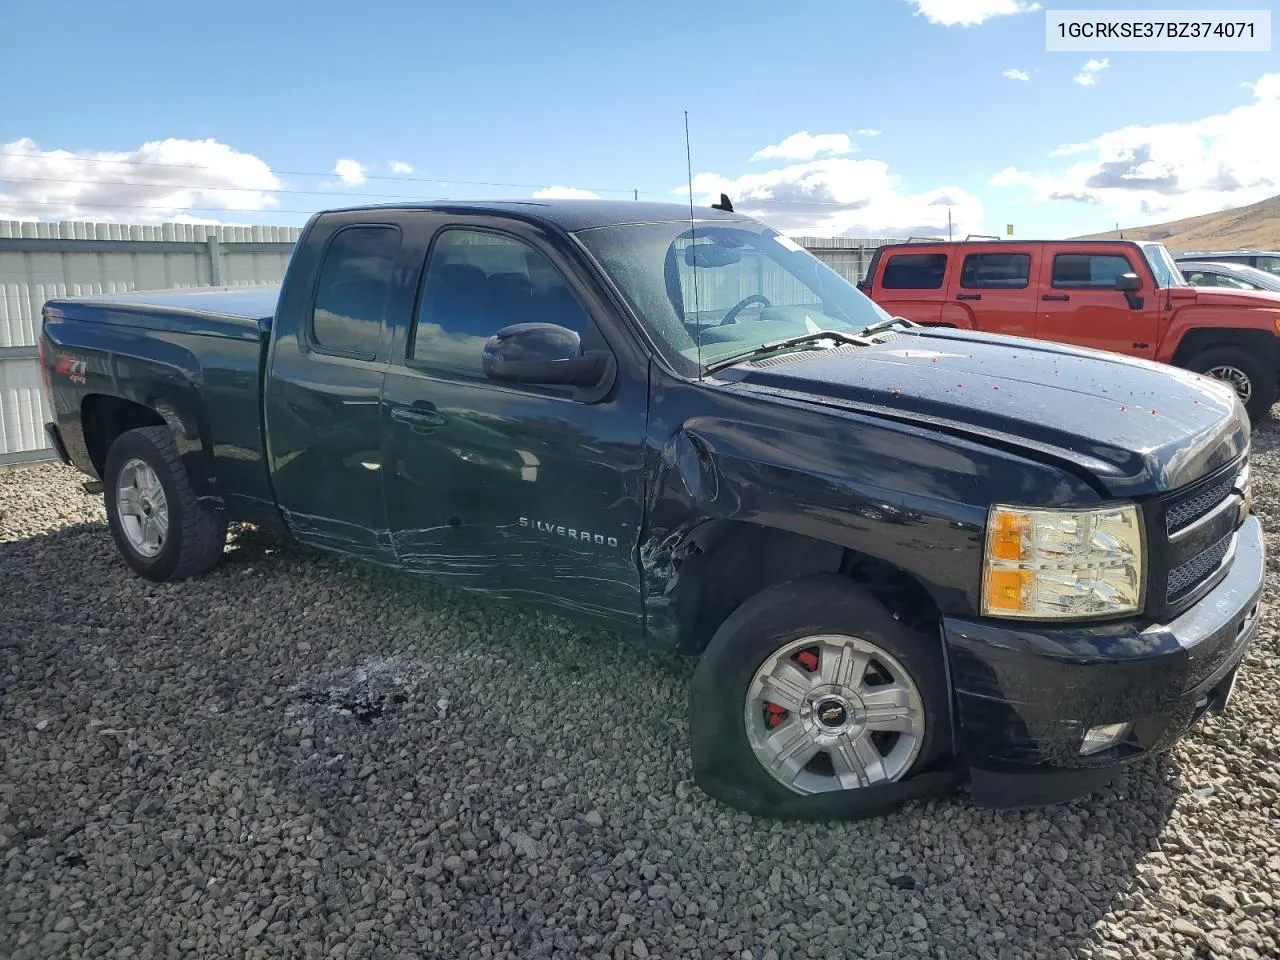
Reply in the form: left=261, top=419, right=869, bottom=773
left=985, top=569, right=1032, bottom=612
left=989, top=511, right=1030, bottom=561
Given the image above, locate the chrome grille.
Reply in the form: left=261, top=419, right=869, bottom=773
left=1165, top=476, right=1235, bottom=534
left=1167, top=534, right=1232, bottom=601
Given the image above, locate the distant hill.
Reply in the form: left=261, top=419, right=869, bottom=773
left=1074, top=195, right=1280, bottom=251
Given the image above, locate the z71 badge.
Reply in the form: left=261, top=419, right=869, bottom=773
left=55, top=355, right=87, bottom=385
left=519, top=517, right=619, bottom=548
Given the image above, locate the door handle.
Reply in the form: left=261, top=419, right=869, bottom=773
left=391, top=407, right=447, bottom=428
left=956, top=293, right=982, bottom=301
left=1041, top=294, right=1070, bottom=302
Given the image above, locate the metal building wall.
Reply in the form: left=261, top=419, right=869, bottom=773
left=794, top=237, right=908, bottom=284
left=0, top=220, right=300, bottom=465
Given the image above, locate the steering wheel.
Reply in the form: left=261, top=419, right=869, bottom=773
left=720, top=294, right=772, bottom=325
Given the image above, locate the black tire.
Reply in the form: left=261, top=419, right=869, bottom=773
left=103, top=426, right=227, bottom=582
left=690, top=574, right=953, bottom=819
left=1187, top=347, right=1277, bottom=423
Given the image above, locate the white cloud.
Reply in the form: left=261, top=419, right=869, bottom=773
left=332, top=158, right=367, bottom=186
left=856, top=128, right=883, bottom=137
left=905, top=0, right=1039, bottom=27
left=1003, top=68, right=1030, bottom=81
left=531, top=185, right=600, bottom=200
left=752, top=131, right=854, bottom=162
left=675, top=156, right=982, bottom=239
left=989, top=72, right=1280, bottom=225
left=0, top=137, right=281, bottom=223
left=1074, top=58, right=1109, bottom=86
left=1253, top=74, right=1280, bottom=100
left=390, top=160, right=414, bottom=174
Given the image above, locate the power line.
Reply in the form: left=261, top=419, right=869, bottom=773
left=0, top=174, right=532, bottom=203
left=0, top=173, right=892, bottom=211
left=0, top=149, right=643, bottom=195
left=0, top=151, right=899, bottom=210
left=0, top=196, right=413, bottom=215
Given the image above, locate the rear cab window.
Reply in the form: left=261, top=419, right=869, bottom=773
left=310, top=225, right=402, bottom=357
left=881, top=253, right=948, bottom=290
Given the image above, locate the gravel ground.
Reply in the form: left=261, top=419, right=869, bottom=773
left=3, top=424, right=1280, bottom=960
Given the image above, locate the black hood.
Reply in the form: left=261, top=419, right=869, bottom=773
left=715, top=327, right=1248, bottom=497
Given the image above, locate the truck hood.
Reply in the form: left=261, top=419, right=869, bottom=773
left=1179, top=286, right=1280, bottom=309
left=715, top=327, right=1247, bottom=497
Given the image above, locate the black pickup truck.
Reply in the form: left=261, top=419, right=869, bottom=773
left=39, top=200, right=1264, bottom=818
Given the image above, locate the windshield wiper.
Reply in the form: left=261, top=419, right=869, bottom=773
left=704, top=329, right=871, bottom=373
left=859, top=314, right=917, bottom=336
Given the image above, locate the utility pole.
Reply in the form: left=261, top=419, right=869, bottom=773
left=634, top=189, right=638, bottom=201
left=947, top=207, right=953, bottom=242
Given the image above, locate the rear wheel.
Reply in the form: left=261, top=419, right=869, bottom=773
left=690, top=575, right=949, bottom=817
left=1187, top=347, right=1277, bottom=423
left=104, top=426, right=227, bottom=581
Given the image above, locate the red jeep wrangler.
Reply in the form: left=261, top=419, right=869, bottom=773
left=859, top=239, right=1280, bottom=421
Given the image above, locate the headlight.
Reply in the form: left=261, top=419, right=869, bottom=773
left=982, top=504, right=1144, bottom=619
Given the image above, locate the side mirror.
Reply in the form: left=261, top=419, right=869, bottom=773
left=482, top=323, right=607, bottom=387
left=1115, top=273, right=1142, bottom=292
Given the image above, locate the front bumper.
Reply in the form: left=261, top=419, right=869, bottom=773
left=944, top=514, right=1264, bottom=807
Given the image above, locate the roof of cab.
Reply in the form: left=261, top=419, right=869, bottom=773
left=318, top=199, right=749, bottom=233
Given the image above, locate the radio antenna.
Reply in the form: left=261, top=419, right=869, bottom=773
left=685, top=110, right=703, bottom=379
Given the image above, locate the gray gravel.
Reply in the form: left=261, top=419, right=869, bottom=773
left=3, top=422, right=1280, bottom=960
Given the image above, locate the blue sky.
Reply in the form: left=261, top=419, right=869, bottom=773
left=1, top=0, right=1277, bottom=239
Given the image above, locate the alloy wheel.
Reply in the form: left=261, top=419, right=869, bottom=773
left=116, top=458, right=169, bottom=558
left=744, top=634, right=925, bottom=795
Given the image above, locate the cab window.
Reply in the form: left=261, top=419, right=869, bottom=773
left=960, top=253, right=1030, bottom=289
left=1197, top=272, right=1253, bottom=290
left=311, top=225, right=402, bottom=357
left=881, top=253, right=947, bottom=290
left=1256, top=256, right=1280, bottom=277
left=411, top=229, right=591, bottom=379
left=1051, top=254, right=1134, bottom=289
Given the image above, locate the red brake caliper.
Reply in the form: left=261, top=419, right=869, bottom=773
left=765, top=648, right=819, bottom=728
left=764, top=702, right=787, bottom=728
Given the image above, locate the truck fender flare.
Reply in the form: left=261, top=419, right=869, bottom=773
left=87, top=341, right=217, bottom=500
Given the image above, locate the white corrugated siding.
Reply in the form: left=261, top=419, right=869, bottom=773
left=0, top=357, right=49, bottom=459
left=0, top=220, right=301, bottom=460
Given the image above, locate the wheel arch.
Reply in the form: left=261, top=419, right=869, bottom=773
left=660, top=518, right=944, bottom=655
left=81, top=394, right=168, bottom=476
left=1168, top=326, right=1280, bottom=369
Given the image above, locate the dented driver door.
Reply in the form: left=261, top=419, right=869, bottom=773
left=380, top=213, right=648, bottom=630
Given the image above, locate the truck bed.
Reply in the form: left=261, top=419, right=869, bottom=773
left=42, top=286, right=279, bottom=338
left=41, top=286, right=281, bottom=527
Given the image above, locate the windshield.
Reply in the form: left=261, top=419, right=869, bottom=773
left=574, top=220, right=890, bottom=373
left=1140, top=242, right=1188, bottom=289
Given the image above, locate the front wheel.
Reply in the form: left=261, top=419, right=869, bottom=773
left=689, top=575, right=951, bottom=818
left=1187, top=347, right=1277, bottom=423
left=103, top=426, right=227, bottom=581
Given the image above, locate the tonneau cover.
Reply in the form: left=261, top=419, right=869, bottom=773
left=43, top=285, right=280, bottom=338
left=44, top=286, right=279, bottom=322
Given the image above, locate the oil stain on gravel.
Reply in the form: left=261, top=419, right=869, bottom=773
left=3, top=422, right=1280, bottom=959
